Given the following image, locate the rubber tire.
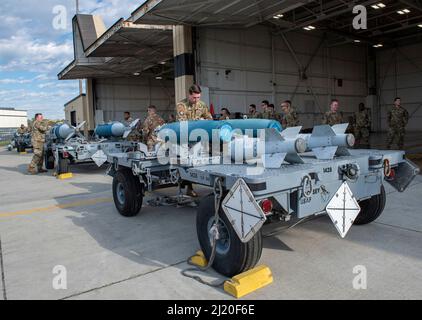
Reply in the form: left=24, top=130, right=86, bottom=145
left=196, top=194, right=263, bottom=277
left=58, top=156, right=69, bottom=175
left=44, top=150, right=55, bottom=170
left=112, top=168, right=143, bottom=217
left=354, top=185, right=386, bottom=225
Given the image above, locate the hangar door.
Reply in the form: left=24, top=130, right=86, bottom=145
left=378, top=42, right=422, bottom=132
left=93, top=77, right=175, bottom=123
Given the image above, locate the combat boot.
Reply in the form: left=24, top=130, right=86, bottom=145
left=28, top=168, right=38, bottom=175
left=186, top=185, right=198, bottom=198
left=38, top=168, right=48, bottom=173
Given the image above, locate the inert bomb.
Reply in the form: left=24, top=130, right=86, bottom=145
left=50, top=121, right=86, bottom=141
left=230, top=127, right=307, bottom=168
left=225, top=119, right=282, bottom=137
left=158, top=120, right=234, bottom=143
left=294, top=123, right=355, bottom=160
left=51, top=123, right=75, bottom=140
left=94, top=119, right=139, bottom=139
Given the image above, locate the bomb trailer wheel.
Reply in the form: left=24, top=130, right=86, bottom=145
left=56, top=155, right=70, bottom=175
left=354, top=185, right=386, bottom=225
left=44, top=149, right=55, bottom=170
left=112, top=168, right=144, bottom=217
left=196, top=194, right=263, bottom=278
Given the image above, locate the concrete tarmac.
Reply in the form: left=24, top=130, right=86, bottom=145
left=0, top=147, right=421, bottom=300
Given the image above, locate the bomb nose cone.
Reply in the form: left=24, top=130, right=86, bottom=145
left=295, top=138, right=307, bottom=153
left=346, top=134, right=355, bottom=147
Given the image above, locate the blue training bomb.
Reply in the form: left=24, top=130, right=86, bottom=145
left=94, top=122, right=127, bottom=138
left=51, top=123, right=75, bottom=140
left=158, top=120, right=234, bottom=143
left=158, top=119, right=283, bottom=144
left=226, top=119, right=282, bottom=133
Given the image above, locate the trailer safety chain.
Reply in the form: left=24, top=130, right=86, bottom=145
left=263, top=215, right=320, bottom=238
left=181, top=177, right=227, bottom=287
left=146, top=168, right=153, bottom=192
left=170, top=169, right=180, bottom=185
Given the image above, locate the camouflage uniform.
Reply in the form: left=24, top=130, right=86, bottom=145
left=354, top=109, right=371, bottom=147
left=126, top=130, right=142, bottom=142
left=29, top=120, right=49, bottom=173
left=262, top=110, right=277, bottom=120
left=142, top=113, right=165, bottom=150
left=322, top=111, right=343, bottom=126
left=387, top=106, right=409, bottom=150
left=262, top=110, right=282, bottom=126
left=247, top=111, right=262, bottom=119
left=175, top=98, right=211, bottom=196
left=176, top=99, right=213, bottom=121
left=281, top=109, right=299, bottom=128
left=17, top=126, right=27, bottom=135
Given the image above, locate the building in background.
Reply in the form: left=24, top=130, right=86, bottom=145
left=0, top=108, right=28, bottom=142
left=64, top=94, right=94, bottom=131
left=58, top=2, right=422, bottom=132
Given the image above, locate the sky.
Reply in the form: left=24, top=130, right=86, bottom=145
left=0, top=0, right=143, bottom=119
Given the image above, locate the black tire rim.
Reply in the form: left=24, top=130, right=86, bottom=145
left=207, top=216, right=231, bottom=255
left=116, top=182, right=126, bottom=205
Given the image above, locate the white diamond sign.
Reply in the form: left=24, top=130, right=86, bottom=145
left=326, top=182, right=361, bottom=238
left=222, top=179, right=267, bottom=243
left=91, top=150, right=108, bottom=167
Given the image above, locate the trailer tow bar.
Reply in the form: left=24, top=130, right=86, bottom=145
left=181, top=177, right=227, bottom=287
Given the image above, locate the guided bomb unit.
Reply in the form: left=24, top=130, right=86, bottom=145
left=44, top=120, right=140, bottom=175
left=104, top=119, right=419, bottom=277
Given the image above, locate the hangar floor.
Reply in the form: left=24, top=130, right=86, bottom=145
left=0, top=133, right=421, bottom=300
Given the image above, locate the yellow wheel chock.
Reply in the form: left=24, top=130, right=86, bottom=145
left=188, top=251, right=273, bottom=298
left=57, top=173, right=73, bottom=180
left=224, top=265, right=273, bottom=299
left=189, top=250, right=208, bottom=268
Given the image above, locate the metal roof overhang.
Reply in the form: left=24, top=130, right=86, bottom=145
left=58, top=19, right=174, bottom=80
left=85, top=19, right=173, bottom=58
left=130, top=0, right=312, bottom=28
left=58, top=58, right=149, bottom=80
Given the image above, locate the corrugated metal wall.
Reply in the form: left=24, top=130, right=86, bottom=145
left=196, top=25, right=368, bottom=128
left=93, top=77, right=175, bottom=123
left=377, top=43, right=422, bottom=132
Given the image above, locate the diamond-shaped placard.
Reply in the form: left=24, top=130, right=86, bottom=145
left=91, top=150, right=108, bottom=167
left=326, top=181, right=361, bottom=238
left=222, top=179, right=267, bottom=243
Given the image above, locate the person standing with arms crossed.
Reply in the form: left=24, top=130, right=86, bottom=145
left=387, top=97, right=409, bottom=150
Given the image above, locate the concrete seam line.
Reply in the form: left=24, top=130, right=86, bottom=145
left=59, top=259, right=187, bottom=300
left=373, top=221, right=422, bottom=234
left=0, top=236, right=7, bottom=300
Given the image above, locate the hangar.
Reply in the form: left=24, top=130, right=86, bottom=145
left=58, top=0, right=422, bottom=132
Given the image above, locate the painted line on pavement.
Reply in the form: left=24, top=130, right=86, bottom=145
left=0, top=197, right=113, bottom=218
